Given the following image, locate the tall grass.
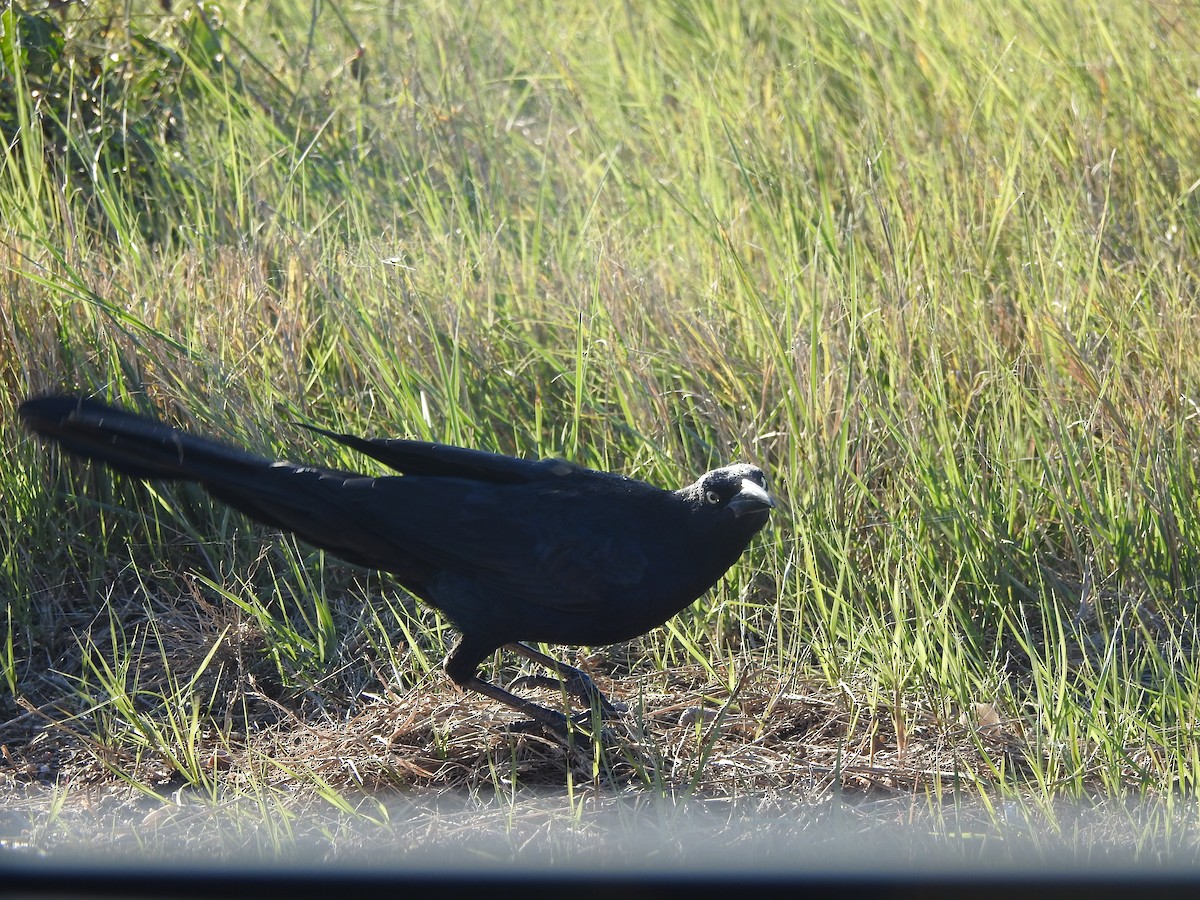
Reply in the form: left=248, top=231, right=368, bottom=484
left=4, top=0, right=1200, bottom=852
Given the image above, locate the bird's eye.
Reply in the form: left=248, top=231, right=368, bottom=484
left=705, top=489, right=722, bottom=505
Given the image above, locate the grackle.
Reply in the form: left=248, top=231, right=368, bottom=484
left=19, top=395, right=774, bottom=730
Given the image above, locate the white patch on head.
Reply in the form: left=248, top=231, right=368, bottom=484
left=687, top=464, right=773, bottom=516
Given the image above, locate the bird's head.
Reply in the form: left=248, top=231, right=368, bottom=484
left=680, top=463, right=775, bottom=525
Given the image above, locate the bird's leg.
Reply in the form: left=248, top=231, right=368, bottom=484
left=505, top=642, right=625, bottom=717
left=460, top=674, right=571, bottom=729
left=444, top=635, right=586, bottom=731
left=442, top=635, right=624, bottom=733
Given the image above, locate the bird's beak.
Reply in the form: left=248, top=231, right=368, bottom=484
left=728, top=478, right=775, bottom=517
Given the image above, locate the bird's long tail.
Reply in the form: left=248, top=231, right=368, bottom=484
left=17, top=395, right=402, bottom=571
left=21, top=393, right=434, bottom=585
left=18, top=395, right=273, bottom=483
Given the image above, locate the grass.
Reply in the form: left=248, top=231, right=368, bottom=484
left=4, top=0, right=1200, bottom=863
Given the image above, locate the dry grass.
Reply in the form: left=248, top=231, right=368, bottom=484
left=0, top=670, right=1009, bottom=862
left=2, top=601, right=1007, bottom=797
left=0, top=577, right=1016, bottom=859
left=2, top=585, right=1195, bottom=864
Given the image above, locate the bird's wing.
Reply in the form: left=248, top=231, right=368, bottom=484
left=303, top=425, right=579, bottom=485
left=367, top=473, right=660, bottom=612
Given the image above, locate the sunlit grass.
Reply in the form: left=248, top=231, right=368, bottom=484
left=4, top=0, right=1200, bottom=860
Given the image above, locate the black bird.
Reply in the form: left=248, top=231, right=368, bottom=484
left=18, top=395, right=774, bottom=729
